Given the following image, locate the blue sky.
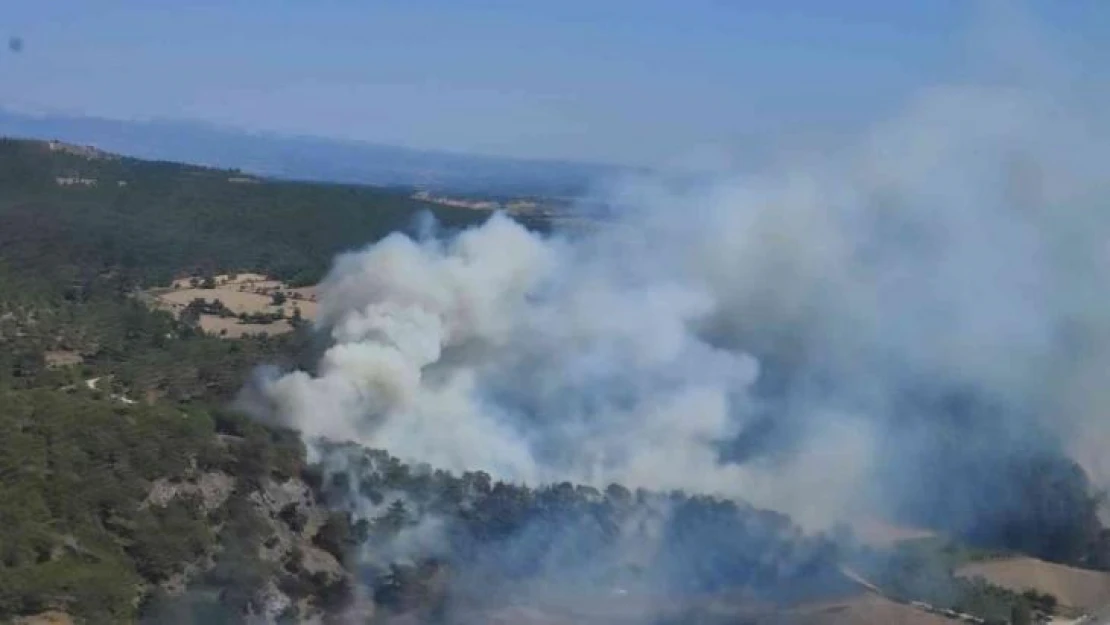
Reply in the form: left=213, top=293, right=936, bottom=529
left=2, top=1, right=1107, bottom=166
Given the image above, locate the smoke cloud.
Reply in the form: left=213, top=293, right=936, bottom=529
left=236, top=8, right=1110, bottom=569
left=250, top=88, right=1102, bottom=544
left=248, top=78, right=1108, bottom=536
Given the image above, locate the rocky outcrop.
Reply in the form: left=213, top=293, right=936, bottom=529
left=143, top=472, right=363, bottom=624
left=145, top=471, right=235, bottom=511
left=246, top=478, right=358, bottom=624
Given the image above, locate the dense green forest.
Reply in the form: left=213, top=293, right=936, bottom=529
left=0, top=139, right=507, bottom=622
left=0, top=138, right=548, bottom=288
left=0, top=388, right=309, bottom=622
left=0, top=138, right=1099, bottom=624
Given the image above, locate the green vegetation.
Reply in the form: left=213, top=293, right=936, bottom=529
left=852, top=538, right=1058, bottom=623
left=0, top=140, right=432, bottom=621
left=1, top=137, right=1107, bottom=623
left=0, top=138, right=547, bottom=289
left=182, top=297, right=235, bottom=319
left=0, top=138, right=558, bottom=622
left=305, top=442, right=851, bottom=620
left=0, top=387, right=304, bottom=621
left=0, top=261, right=306, bottom=403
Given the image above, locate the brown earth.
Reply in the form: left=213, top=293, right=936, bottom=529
left=448, top=592, right=961, bottom=625
left=170, top=273, right=271, bottom=289
left=156, top=287, right=317, bottom=319
left=12, top=611, right=75, bottom=625
left=158, top=287, right=272, bottom=313
left=43, top=350, right=83, bottom=368
left=956, top=557, right=1110, bottom=612
left=196, top=314, right=293, bottom=338
left=766, top=594, right=960, bottom=625
left=147, top=273, right=318, bottom=338
left=850, top=517, right=937, bottom=548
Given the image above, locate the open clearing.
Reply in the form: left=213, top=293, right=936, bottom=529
left=442, top=570, right=964, bottom=625
left=766, top=594, right=961, bottom=625
left=43, top=349, right=83, bottom=368
left=13, top=612, right=75, bottom=625
left=459, top=592, right=962, bottom=625
left=147, top=273, right=318, bottom=338
left=850, top=517, right=937, bottom=548
left=193, top=314, right=293, bottom=338
left=956, top=557, right=1110, bottom=613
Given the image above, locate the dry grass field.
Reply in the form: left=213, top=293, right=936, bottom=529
left=766, top=594, right=961, bottom=625
left=850, top=517, right=938, bottom=549
left=442, top=592, right=964, bottom=625
left=148, top=273, right=318, bottom=338
left=12, top=611, right=75, bottom=625
left=194, top=314, right=294, bottom=338
left=956, top=557, right=1110, bottom=613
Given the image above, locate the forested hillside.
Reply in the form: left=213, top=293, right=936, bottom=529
left=0, top=139, right=490, bottom=622
left=0, top=139, right=832, bottom=623
left=0, top=138, right=1099, bottom=624
left=0, top=138, right=548, bottom=288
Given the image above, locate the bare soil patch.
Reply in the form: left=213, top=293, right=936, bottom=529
left=197, top=314, right=293, bottom=338
left=159, top=287, right=274, bottom=314
left=147, top=273, right=317, bottom=338
left=850, top=517, right=937, bottom=548
left=767, top=594, right=959, bottom=625
left=447, top=591, right=962, bottom=625
left=956, top=557, right=1110, bottom=612
left=13, top=612, right=75, bottom=625
left=44, top=350, right=83, bottom=368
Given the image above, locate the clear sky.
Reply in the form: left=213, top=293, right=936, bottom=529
left=2, top=1, right=1107, bottom=166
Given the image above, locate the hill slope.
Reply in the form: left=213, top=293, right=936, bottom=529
left=0, top=111, right=630, bottom=196
left=0, top=139, right=848, bottom=623
left=0, top=137, right=550, bottom=288
left=0, top=137, right=1099, bottom=624
left=957, top=557, right=1110, bottom=614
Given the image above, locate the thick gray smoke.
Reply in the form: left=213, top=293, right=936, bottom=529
left=244, top=17, right=1110, bottom=539
left=247, top=77, right=1110, bottom=532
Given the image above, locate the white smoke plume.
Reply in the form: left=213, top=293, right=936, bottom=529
left=244, top=12, right=1110, bottom=534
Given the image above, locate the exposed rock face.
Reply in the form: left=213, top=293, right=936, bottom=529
left=144, top=473, right=363, bottom=624
left=251, top=477, right=345, bottom=580
left=248, top=580, right=295, bottom=624
left=246, top=478, right=356, bottom=624
left=146, top=471, right=236, bottom=511
left=252, top=478, right=332, bottom=539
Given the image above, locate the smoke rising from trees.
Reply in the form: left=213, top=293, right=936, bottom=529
left=236, top=12, right=1110, bottom=618
left=245, top=69, right=1110, bottom=535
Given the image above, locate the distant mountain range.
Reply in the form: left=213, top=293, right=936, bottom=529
left=0, top=109, right=636, bottom=196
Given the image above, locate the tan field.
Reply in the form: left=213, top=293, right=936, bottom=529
left=148, top=273, right=319, bottom=338
left=449, top=591, right=964, bottom=625
left=13, top=612, right=75, bottom=625
left=197, top=314, right=294, bottom=338
left=850, top=517, right=937, bottom=549
left=767, top=594, right=960, bottom=625
left=956, top=557, right=1110, bottom=612
left=159, top=287, right=272, bottom=314
left=287, top=285, right=320, bottom=301
left=170, top=272, right=271, bottom=289
left=157, top=287, right=318, bottom=318
left=44, top=350, right=83, bottom=368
